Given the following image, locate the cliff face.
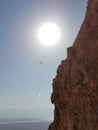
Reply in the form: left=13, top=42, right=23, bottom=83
left=48, top=0, right=98, bottom=130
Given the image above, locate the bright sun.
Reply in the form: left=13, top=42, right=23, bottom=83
left=38, top=23, right=61, bottom=46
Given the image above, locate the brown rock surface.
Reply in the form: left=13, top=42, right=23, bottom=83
left=48, top=0, right=98, bottom=130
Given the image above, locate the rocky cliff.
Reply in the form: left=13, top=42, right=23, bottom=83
left=48, top=0, right=98, bottom=130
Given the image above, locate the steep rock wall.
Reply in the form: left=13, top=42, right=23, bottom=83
left=48, top=0, right=98, bottom=130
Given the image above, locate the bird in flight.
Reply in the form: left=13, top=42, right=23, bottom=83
left=40, top=61, right=43, bottom=64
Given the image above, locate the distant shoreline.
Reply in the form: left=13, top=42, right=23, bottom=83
left=0, top=119, right=52, bottom=124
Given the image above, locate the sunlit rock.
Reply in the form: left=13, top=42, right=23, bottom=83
left=48, top=0, right=98, bottom=130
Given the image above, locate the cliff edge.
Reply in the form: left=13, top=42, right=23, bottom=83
left=48, top=0, right=98, bottom=130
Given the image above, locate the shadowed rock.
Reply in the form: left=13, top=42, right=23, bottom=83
left=48, top=0, right=98, bottom=130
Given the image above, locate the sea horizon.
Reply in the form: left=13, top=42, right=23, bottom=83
left=0, top=117, right=53, bottom=124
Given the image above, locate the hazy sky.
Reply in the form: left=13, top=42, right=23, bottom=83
left=0, top=0, right=87, bottom=121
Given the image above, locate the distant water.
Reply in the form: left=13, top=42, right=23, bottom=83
left=0, top=122, right=50, bottom=130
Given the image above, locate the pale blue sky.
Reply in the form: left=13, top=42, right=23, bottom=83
left=0, top=0, right=87, bottom=121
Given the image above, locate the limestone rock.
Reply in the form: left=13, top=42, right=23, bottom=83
left=48, top=0, right=98, bottom=130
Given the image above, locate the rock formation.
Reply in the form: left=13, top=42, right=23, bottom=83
left=48, top=0, right=98, bottom=130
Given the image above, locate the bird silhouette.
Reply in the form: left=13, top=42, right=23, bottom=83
left=40, top=61, right=43, bottom=64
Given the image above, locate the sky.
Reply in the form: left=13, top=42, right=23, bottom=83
left=0, top=0, right=87, bottom=121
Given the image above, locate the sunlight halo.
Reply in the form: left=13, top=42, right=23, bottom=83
left=38, top=23, right=61, bottom=46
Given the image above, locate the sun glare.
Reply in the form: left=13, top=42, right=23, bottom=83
left=38, top=23, right=61, bottom=46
